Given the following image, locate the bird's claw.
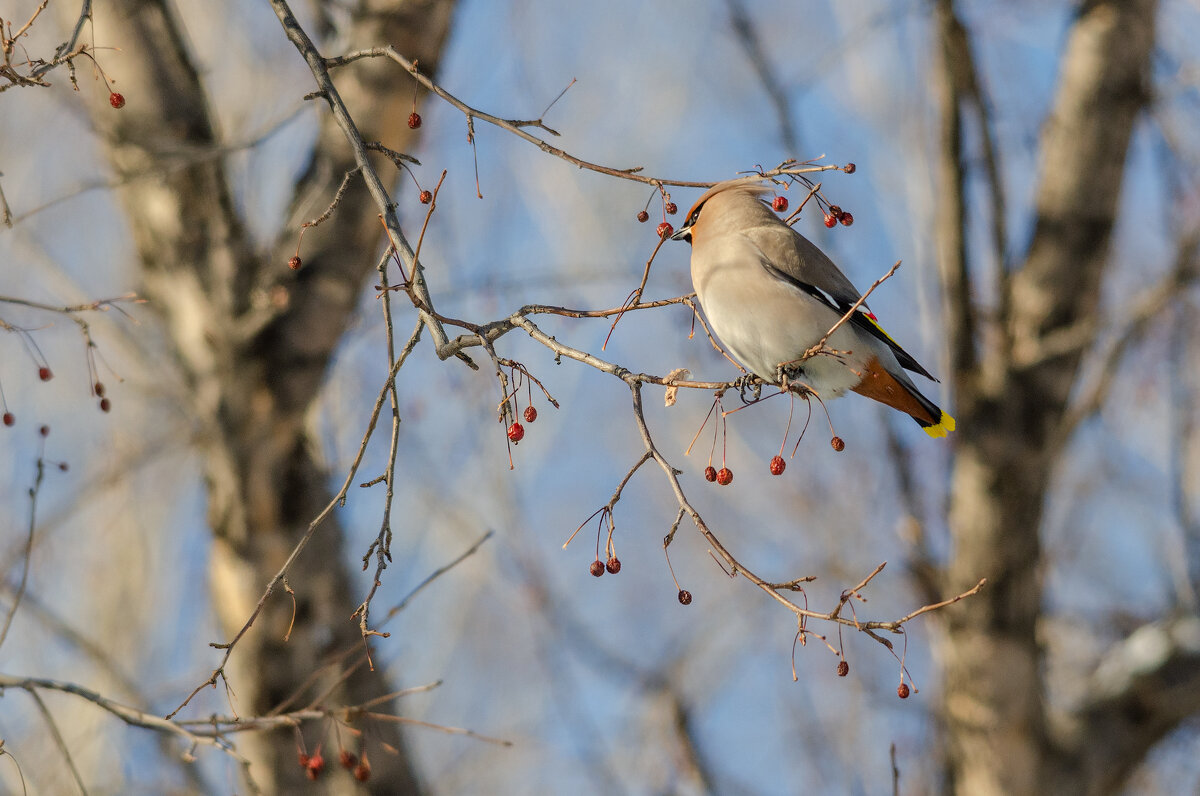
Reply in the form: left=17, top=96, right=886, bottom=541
left=734, top=373, right=762, bottom=402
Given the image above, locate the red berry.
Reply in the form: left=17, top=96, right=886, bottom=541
left=678, top=589, right=692, bottom=605
left=837, top=660, right=849, bottom=677
left=39, top=425, right=49, bottom=437
left=828, top=205, right=843, bottom=219
left=306, top=753, right=325, bottom=780
left=408, top=111, right=422, bottom=129
left=507, top=421, right=524, bottom=443
left=715, top=467, right=733, bottom=486
left=100, top=398, right=112, bottom=413
left=109, top=92, right=125, bottom=109
left=831, top=436, right=845, bottom=452
left=843, top=162, right=856, bottom=174
left=897, top=683, right=910, bottom=699
left=769, top=455, right=786, bottom=476
left=772, top=195, right=788, bottom=212
left=590, top=560, right=605, bottom=577
left=2, top=412, right=13, bottom=427
left=656, top=221, right=673, bottom=238
left=839, top=212, right=854, bottom=226
left=288, top=255, right=302, bottom=270
left=353, top=761, right=371, bottom=782
left=636, top=210, right=649, bottom=223
left=38, top=367, right=52, bottom=381
left=823, top=214, right=837, bottom=228
left=339, top=750, right=358, bottom=769
left=605, top=556, right=621, bottom=574
left=94, top=382, right=105, bottom=397
left=419, top=189, right=432, bottom=204
left=665, top=201, right=678, bottom=215
left=704, top=465, right=717, bottom=482
left=523, top=405, right=537, bottom=423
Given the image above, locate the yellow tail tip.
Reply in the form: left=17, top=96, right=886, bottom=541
left=923, top=411, right=956, bottom=438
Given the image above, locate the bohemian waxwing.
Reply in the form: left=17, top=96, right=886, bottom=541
left=670, top=178, right=955, bottom=437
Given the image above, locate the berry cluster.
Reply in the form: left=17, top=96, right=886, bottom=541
left=589, top=555, right=622, bottom=577
left=823, top=204, right=854, bottom=228
left=2, top=366, right=114, bottom=429
left=634, top=191, right=679, bottom=239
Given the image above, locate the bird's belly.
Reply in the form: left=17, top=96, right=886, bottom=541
left=696, top=275, right=868, bottom=398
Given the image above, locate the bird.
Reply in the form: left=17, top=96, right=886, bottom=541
left=670, top=178, right=955, bottom=438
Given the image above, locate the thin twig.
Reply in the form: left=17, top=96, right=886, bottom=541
left=0, top=455, right=44, bottom=652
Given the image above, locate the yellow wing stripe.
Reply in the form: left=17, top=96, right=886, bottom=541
left=860, top=310, right=902, bottom=347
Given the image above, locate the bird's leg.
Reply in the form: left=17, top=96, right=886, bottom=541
left=776, top=361, right=815, bottom=399
left=735, top=373, right=762, bottom=403
left=776, top=360, right=805, bottom=386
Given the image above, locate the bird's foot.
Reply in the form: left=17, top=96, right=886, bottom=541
left=734, top=373, right=762, bottom=403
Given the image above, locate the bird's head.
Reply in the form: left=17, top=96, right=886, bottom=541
left=670, top=177, right=775, bottom=245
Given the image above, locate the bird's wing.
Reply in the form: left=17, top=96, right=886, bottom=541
left=744, top=222, right=862, bottom=306
left=745, top=222, right=938, bottom=382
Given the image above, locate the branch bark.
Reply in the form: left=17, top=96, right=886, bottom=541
left=936, top=1, right=1160, bottom=794
left=1050, top=614, right=1200, bottom=794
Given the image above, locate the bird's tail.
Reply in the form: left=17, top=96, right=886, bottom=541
left=851, top=357, right=955, bottom=437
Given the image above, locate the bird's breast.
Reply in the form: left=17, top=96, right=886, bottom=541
left=692, top=255, right=874, bottom=396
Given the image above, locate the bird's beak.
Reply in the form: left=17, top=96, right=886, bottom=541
left=670, top=225, right=692, bottom=242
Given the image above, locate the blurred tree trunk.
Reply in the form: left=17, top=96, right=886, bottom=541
left=929, top=1, right=1199, bottom=794
left=85, top=1, right=457, bottom=791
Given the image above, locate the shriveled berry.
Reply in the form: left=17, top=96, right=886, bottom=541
left=636, top=210, right=649, bottom=223
left=839, top=212, right=854, bottom=226
left=339, top=750, right=358, bottom=769
left=39, top=425, right=49, bottom=437
left=897, top=683, right=911, bottom=699
left=715, top=467, right=733, bottom=486
left=100, top=398, right=112, bottom=413
left=678, top=589, right=692, bottom=605
left=589, top=560, right=605, bottom=577
left=843, top=162, right=856, bottom=174
left=306, top=752, right=325, bottom=780
left=828, top=205, right=843, bottom=219
left=772, top=195, right=788, bottom=212
left=2, top=412, right=13, bottom=427
left=837, top=660, right=849, bottom=677
left=94, top=382, right=106, bottom=397
left=605, top=556, right=621, bottom=574
left=823, top=214, right=837, bottom=228
left=38, top=367, right=52, bottom=381
left=704, top=465, right=717, bottom=482
left=523, top=405, right=538, bottom=423
left=507, top=421, right=525, bottom=443
left=353, top=761, right=371, bottom=782
left=58, top=462, right=69, bottom=472
left=831, top=436, right=845, bottom=452
left=419, top=189, right=432, bottom=204
left=665, top=201, right=678, bottom=215
left=109, top=92, right=125, bottom=109
left=656, top=221, right=673, bottom=238
left=408, top=111, right=422, bottom=129
left=288, top=255, right=302, bottom=270
left=769, top=455, right=786, bottom=476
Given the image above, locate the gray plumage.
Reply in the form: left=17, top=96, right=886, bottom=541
left=671, top=178, right=953, bottom=437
